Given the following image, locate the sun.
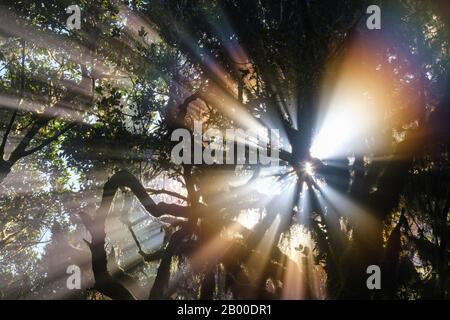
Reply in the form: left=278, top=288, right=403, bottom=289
left=303, top=162, right=314, bottom=176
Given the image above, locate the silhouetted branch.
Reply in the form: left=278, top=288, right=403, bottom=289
left=79, top=211, right=135, bottom=300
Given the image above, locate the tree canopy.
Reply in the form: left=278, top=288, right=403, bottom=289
left=0, top=0, right=448, bottom=300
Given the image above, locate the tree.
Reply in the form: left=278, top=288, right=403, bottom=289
left=0, top=0, right=448, bottom=300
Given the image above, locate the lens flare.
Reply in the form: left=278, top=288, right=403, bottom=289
left=303, top=162, right=314, bottom=176
left=310, top=37, right=412, bottom=160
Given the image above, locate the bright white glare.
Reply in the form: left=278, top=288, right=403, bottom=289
left=310, top=108, right=354, bottom=159
left=236, top=208, right=263, bottom=229
left=310, top=91, right=381, bottom=160
left=303, top=162, right=314, bottom=176
left=309, top=46, right=390, bottom=161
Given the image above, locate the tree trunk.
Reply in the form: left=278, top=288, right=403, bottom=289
left=0, top=160, right=11, bottom=185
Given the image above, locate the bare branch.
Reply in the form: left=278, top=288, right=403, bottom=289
left=20, top=122, right=77, bottom=157
left=145, top=187, right=188, bottom=202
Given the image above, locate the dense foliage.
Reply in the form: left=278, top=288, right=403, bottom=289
left=0, top=0, right=448, bottom=299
